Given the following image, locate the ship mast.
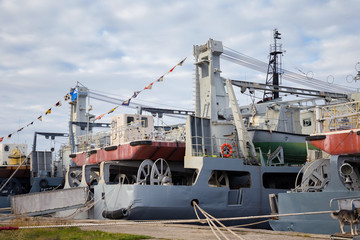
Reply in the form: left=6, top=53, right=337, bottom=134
left=263, top=28, right=283, bottom=101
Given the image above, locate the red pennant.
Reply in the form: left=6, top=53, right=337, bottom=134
left=95, top=113, right=106, bottom=120
left=169, top=66, right=176, bottom=73
left=144, top=82, right=154, bottom=90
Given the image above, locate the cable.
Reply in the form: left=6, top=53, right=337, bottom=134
left=89, top=89, right=193, bottom=112
left=9, top=208, right=336, bottom=231
left=0, top=152, right=31, bottom=193
left=230, top=219, right=270, bottom=228
left=222, top=47, right=355, bottom=94
left=193, top=201, right=244, bottom=240
left=88, top=89, right=191, bottom=120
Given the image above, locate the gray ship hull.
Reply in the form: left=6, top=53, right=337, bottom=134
left=269, top=191, right=359, bottom=234
left=93, top=156, right=300, bottom=226
left=269, top=155, right=360, bottom=234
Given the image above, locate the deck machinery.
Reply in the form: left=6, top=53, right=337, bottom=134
left=11, top=35, right=355, bottom=226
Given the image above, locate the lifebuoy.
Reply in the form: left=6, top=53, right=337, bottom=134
left=221, top=143, right=233, bottom=158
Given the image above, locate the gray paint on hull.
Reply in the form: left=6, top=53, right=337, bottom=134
left=269, top=191, right=360, bottom=234
left=93, top=156, right=300, bottom=225
left=270, top=155, right=359, bottom=234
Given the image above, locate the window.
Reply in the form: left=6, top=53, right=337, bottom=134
left=208, top=170, right=251, bottom=189
left=263, top=172, right=299, bottom=189
left=303, top=118, right=312, bottom=127
left=228, top=171, right=251, bottom=189
left=208, top=171, right=229, bottom=187
left=127, top=116, right=134, bottom=125
left=141, top=117, right=148, bottom=128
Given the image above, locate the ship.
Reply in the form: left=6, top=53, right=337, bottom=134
left=269, top=98, right=360, bottom=235
left=0, top=143, right=30, bottom=209
left=11, top=32, right=354, bottom=227
left=56, top=37, right=306, bottom=224
left=0, top=132, right=71, bottom=209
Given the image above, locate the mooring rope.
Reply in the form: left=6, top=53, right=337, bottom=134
left=206, top=216, right=223, bottom=240
left=193, top=201, right=244, bottom=240
left=193, top=202, right=226, bottom=240
left=230, top=219, right=270, bottom=228
left=13, top=208, right=335, bottom=230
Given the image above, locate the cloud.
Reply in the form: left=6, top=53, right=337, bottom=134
left=0, top=0, right=360, bottom=149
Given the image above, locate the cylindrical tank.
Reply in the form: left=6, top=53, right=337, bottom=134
left=8, top=149, right=26, bottom=165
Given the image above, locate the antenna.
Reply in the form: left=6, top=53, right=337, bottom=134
left=263, top=28, right=283, bottom=101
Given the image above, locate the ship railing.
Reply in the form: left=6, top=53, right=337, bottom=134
left=330, top=196, right=360, bottom=211
left=151, top=126, right=186, bottom=142
left=75, top=131, right=111, bottom=152
left=110, top=124, right=185, bottom=143
left=316, top=101, right=360, bottom=132
left=190, top=135, right=242, bottom=158
left=110, top=121, right=151, bottom=144
left=75, top=125, right=186, bottom=152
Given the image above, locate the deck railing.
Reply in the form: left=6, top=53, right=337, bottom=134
left=75, top=123, right=186, bottom=152
left=316, top=101, right=360, bottom=132
left=190, top=135, right=242, bottom=158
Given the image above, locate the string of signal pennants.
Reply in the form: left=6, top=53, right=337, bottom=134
left=94, top=57, right=187, bottom=121
left=0, top=92, right=74, bottom=143
left=0, top=57, right=187, bottom=143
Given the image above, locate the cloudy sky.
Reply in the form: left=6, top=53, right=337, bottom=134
left=1, top=0, right=360, bottom=152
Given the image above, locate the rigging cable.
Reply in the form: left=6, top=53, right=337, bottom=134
left=222, top=47, right=354, bottom=94
left=87, top=89, right=189, bottom=121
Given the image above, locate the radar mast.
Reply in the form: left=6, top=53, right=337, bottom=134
left=263, top=28, right=283, bottom=101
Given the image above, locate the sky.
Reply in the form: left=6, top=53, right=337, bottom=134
left=1, top=0, right=360, bottom=153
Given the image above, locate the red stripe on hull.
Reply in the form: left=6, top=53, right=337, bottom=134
left=310, top=129, right=360, bottom=155
left=71, top=141, right=185, bottom=166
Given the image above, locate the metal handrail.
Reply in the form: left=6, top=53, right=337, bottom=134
left=76, top=123, right=186, bottom=151
left=330, top=196, right=360, bottom=209
left=190, top=135, right=241, bottom=158
left=318, top=101, right=360, bottom=132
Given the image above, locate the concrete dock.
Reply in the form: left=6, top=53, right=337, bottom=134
left=76, top=220, right=330, bottom=240
left=0, top=216, right=330, bottom=239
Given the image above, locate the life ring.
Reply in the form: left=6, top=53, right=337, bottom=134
left=221, top=143, right=233, bottom=158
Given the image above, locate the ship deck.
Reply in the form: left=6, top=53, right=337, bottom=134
left=71, top=140, right=185, bottom=166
